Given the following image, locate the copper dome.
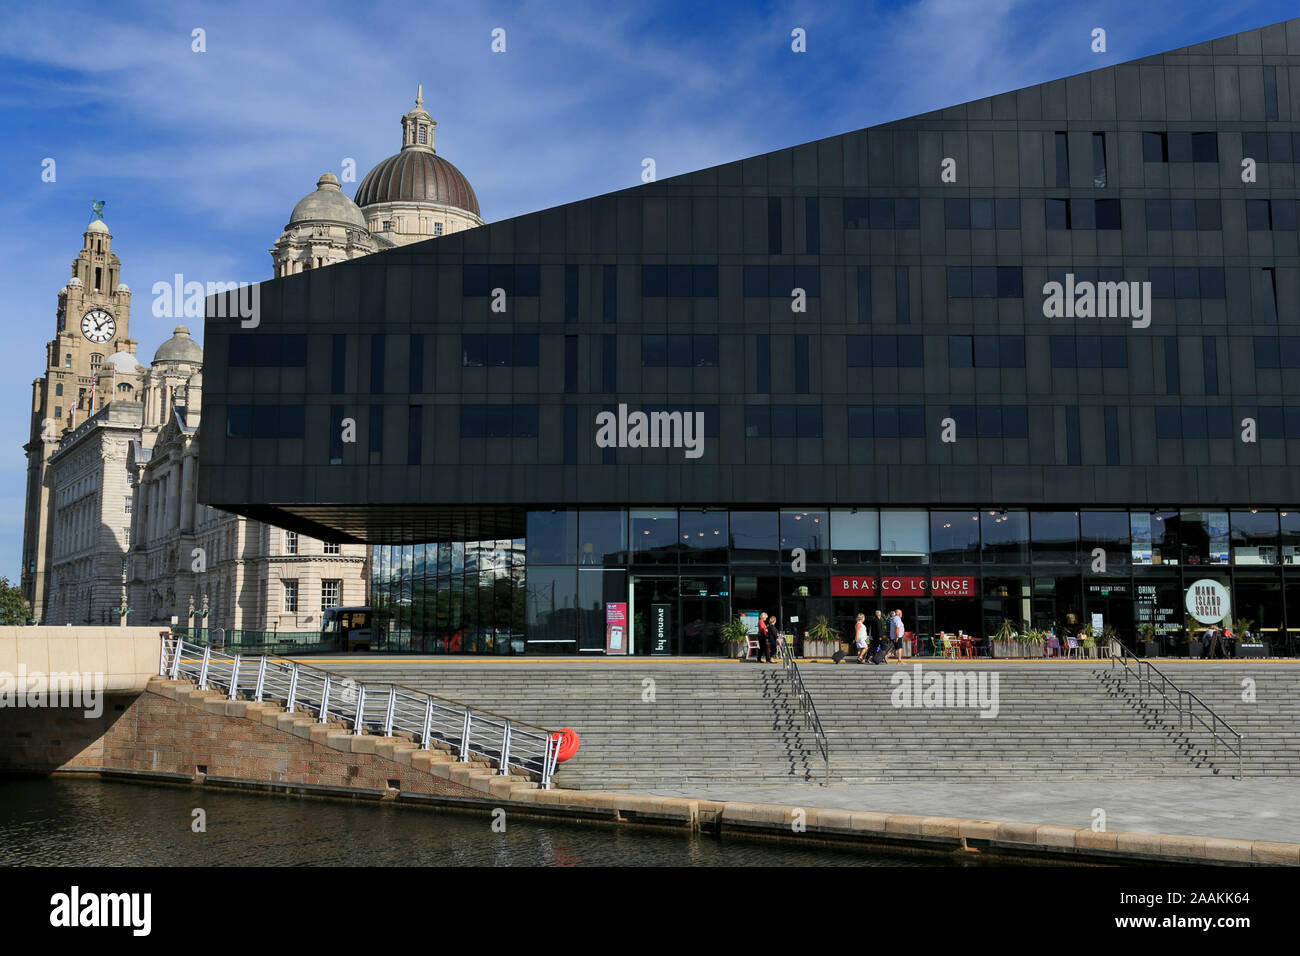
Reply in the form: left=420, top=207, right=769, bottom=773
left=354, top=150, right=480, bottom=217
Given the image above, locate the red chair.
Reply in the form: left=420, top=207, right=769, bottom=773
left=956, top=631, right=975, bottom=658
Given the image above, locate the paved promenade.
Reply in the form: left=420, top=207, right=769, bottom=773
left=647, top=778, right=1300, bottom=845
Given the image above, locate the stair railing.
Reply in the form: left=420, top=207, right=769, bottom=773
left=159, top=633, right=561, bottom=788
left=775, top=637, right=830, bottom=784
left=1109, top=640, right=1242, bottom=779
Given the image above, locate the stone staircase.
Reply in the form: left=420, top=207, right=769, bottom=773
left=1095, top=662, right=1300, bottom=777
left=314, top=659, right=1300, bottom=789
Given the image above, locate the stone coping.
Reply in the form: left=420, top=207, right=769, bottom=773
left=132, top=676, right=1299, bottom=866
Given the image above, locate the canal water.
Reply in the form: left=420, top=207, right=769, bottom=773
left=0, top=777, right=930, bottom=866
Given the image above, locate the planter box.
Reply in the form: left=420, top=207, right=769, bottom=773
left=1186, top=642, right=1204, bottom=659
left=1237, top=642, right=1269, bottom=658
left=803, top=640, right=838, bottom=659
left=726, top=642, right=749, bottom=659
left=1139, top=641, right=1161, bottom=658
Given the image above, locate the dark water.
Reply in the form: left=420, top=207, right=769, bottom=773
left=0, top=777, right=928, bottom=867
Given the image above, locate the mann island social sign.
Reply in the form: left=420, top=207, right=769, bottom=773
left=832, top=576, right=977, bottom=597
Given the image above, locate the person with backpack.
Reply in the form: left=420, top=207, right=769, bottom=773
left=766, top=611, right=781, bottom=662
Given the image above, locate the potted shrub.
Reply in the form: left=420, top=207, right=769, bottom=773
left=720, top=616, right=752, bottom=659
left=803, top=615, right=840, bottom=659
left=1079, top=621, right=1098, bottom=658
left=1137, top=623, right=1159, bottom=658
left=1101, top=624, right=1120, bottom=658
left=1021, top=628, right=1046, bottom=658
left=1231, top=618, right=1266, bottom=658
left=991, top=618, right=1019, bottom=658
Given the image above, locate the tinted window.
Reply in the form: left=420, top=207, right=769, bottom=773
left=947, top=267, right=971, bottom=298
left=641, top=265, right=666, bottom=296
left=1045, top=199, right=1069, bottom=230
left=995, top=198, right=1019, bottom=229
left=1095, top=199, right=1121, bottom=230
left=1247, top=200, right=1271, bottom=230
left=1146, top=199, right=1170, bottom=229
left=894, top=198, right=920, bottom=229
left=945, top=199, right=970, bottom=229
left=949, top=336, right=972, bottom=367
left=1191, top=132, right=1218, bottom=162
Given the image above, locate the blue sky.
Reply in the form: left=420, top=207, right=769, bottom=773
left=0, top=0, right=1293, bottom=580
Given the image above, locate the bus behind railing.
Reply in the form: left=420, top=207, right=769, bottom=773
left=321, top=606, right=376, bottom=651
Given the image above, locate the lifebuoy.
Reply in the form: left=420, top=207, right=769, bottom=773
left=551, top=728, right=580, bottom=762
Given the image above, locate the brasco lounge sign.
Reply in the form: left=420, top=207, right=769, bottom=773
left=832, top=576, right=976, bottom=597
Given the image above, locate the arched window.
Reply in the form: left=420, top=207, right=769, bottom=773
left=418, top=127, right=427, bottom=145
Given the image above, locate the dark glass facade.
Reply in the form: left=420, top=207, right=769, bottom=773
left=201, top=20, right=1300, bottom=654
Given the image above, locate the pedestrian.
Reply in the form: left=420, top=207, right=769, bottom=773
left=867, top=609, right=886, bottom=664
left=757, top=612, right=771, bottom=663
left=854, top=612, right=868, bottom=663
left=886, top=608, right=905, bottom=663
left=766, top=612, right=781, bottom=662
left=1205, top=622, right=1224, bottom=660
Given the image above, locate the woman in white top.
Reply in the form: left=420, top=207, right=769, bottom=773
left=854, top=613, right=868, bottom=663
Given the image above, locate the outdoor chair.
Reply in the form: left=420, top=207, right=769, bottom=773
left=1063, top=633, right=1081, bottom=658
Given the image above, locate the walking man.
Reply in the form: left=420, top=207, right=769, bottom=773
left=886, top=608, right=905, bottom=663
left=867, top=609, right=886, bottom=664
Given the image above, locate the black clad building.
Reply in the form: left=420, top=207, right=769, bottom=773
left=200, top=19, right=1300, bottom=656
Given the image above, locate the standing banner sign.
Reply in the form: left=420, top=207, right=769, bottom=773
left=605, top=602, right=628, bottom=655
left=650, top=603, right=672, bottom=655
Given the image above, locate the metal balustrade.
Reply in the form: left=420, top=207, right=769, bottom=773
left=775, top=638, right=830, bottom=784
left=159, top=634, right=561, bottom=789
left=1109, top=640, right=1243, bottom=779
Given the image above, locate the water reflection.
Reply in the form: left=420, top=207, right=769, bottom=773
left=0, top=778, right=927, bottom=867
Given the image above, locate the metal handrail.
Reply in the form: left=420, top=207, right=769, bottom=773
left=159, top=633, right=561, bottom=789
left=1109, top=639, right=1243, bottom=779
left=775, top=637, right=830, bottom=784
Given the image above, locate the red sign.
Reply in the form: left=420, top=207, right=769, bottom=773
left=832, top=576, right=977, bottom=598
left=831, top=576, right=877, bottom=595
left=930, top=576, right=976, bottom=597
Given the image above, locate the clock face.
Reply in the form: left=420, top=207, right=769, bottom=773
left=81, top=309, right=115, bottom=344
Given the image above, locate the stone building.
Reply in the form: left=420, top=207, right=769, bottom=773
left=25, top=87, right=485, bottom=631
left=21, top=213, right=137, bottom=618
left=43, top=400, right=142, bottom=625
left=270, top=88, right=482, bottom=276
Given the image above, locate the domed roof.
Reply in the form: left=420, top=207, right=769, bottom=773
left=86, top=218, right=110, bottom=235
left=103, top=350, right=144, bottom=374
left=355, top=149, right=480, bottom=216
left=288, top=173, right=367, bottom=229
left=153, top=326, right=203, bottom=365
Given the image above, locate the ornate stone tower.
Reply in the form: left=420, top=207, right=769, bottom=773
left=353, top=87, right=484, bottom=246
left=21, top=208, right=138, bottom=619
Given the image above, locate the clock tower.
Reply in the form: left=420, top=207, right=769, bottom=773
left=20, top=209, right=138, bottom=619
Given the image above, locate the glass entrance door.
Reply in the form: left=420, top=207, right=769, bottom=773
left=680, top=575, right=728, bottom=654
left=631, top=575, right=679, bottom=655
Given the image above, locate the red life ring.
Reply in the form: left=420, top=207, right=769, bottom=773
left=551, top=728, right=580, bottom=762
